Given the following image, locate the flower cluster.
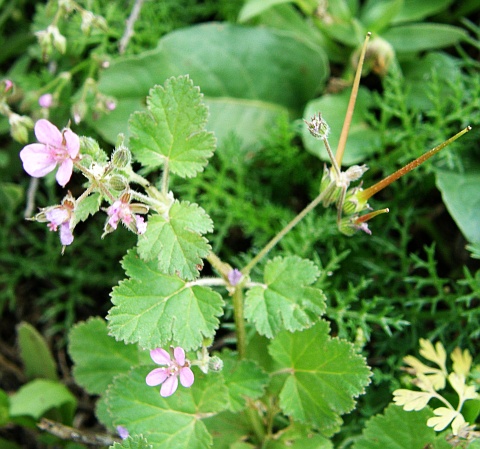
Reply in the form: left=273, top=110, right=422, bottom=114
left=19, top=119, right=150, bottom=249
left=146, top=347, right=194, bottom=397
left=393, top=339, right=478, bottom=437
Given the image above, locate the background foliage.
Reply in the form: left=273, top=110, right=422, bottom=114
left=0, top=0, right=479, bottom=448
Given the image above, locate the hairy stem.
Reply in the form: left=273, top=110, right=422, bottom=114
left=232, top=287, right=246, bottom=359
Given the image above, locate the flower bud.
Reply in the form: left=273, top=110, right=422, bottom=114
left=319, top=166, right=342, bottom=207
left=49, top=26, right=66, bottom=54
left=111, top=145, right=131, bottom=169
left=108, top=174, right=129, bottom=191
left=208, top=356, right=223, bottom=372
left=9, top=113, right=34, bottom=143
left=38, top=93, right=53, bottom=108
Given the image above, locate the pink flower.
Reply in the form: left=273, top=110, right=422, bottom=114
left=228, top=268, right=243, bottom=286
left=146, top=347, right=194, bottom=397
left=35, top=193, right=76, bottom=247
left=20, top=119, right=80, bottom=187
left=103, top=192, right=148, bottom=237
left=38, top=93, right=53, bottom=108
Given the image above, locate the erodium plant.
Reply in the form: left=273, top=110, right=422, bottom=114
left=17, top=34, right=474, bottom=449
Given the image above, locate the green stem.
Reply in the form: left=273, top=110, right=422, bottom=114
left=232, top=287, right=246, bottom=359
left=242, top=189, right=328, bottom=275
left=245, top=405, right=266, bottom=444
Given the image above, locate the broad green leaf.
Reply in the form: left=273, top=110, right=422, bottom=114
left=302, top=87, right=381, bottom=165
left=17, top=322, right=58, bottom=381
left=220, top=351, right=269, bottom=412
left=269, top=320, right=371, bottom=436
left=110, top=435, right=152, bottom=449
left=129, top=76, right=215, bottom=178
left=106, top=366, right=228, bottom=449
left=402, top=52, right=461, bottom=111
left=245, top=256, right=326, bottom=338
left=359, top=0, right=403, bottom=32
left=94, top=24, right=329, bottom=150
left=108, top=250, right=224, bottom=351
left=392, top=0, right=454, bottom=24
left=352, top=404, right=451, bottom=449
left=9, top=379, right=76, bottom=423
left=137, top=201, right=213, bottom=280
left=68, top=317, right=150, bottom=395
left=383, top=24, right=467, bottom=54
left=436, top=169, right=480, bottom=245
left=238, top=0, right=295, bottom=22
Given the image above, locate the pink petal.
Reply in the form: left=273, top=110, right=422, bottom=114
left=59, top=222, right=74, bottom=245
left=46, top=208, right=69, bottom=226
left=20, top=144, right=57, bottom=177
left=34, top=119, right=63, bottom=146
left=150, top=348, right=171, bottom=365
left=173, top=347, right=186, bottom=365
left=56, top=158, right=73, bottom=187
left=135, top=215, right=147, bottom=234
left=179, top=367, right=194, bottom=388
left=160, top=375, right=178, bottom=397
left=63, top=128, right=80, bottom=158
left=146, top=368, right=169, bottom=386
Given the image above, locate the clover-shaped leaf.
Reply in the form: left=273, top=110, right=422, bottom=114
left=108, top=250, right=224, bottom=351
left=129, top=75, right=216, bottom=178
left=269, top=320, right=371, bottom=436
left=245, top=256, right=326, bottom=338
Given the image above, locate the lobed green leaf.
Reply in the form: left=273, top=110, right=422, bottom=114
left=129, top=76, right=216, bottom=178
left=269, top=320, right=371, bottom=436
left=68, top=317, right=150, bottom=395
left=220, top=350, right=269, bottom=412
left=137, top=201, right=213, bottom=280
left=108, top=250, right=224, bottom=351
left=106, top=366, right=228, bottom=449
left=245, top=256, right=326, bottom=338
left=352, top=404, right=451, bottom=449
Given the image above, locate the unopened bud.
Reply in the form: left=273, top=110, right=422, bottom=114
left=9, top=113, right=34, bottom=143
left=111, top=145, right=131, bottom=168
left=49, top=26, right=66, bottom=54
left=208, top=356, right=223, bottom=372
left=38, top=93, right=53, bottom=108
left=108, top=174, right=129, bottom=191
